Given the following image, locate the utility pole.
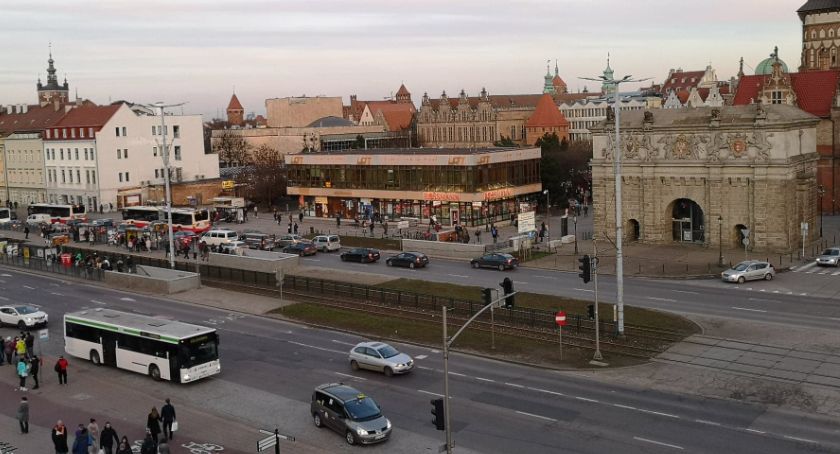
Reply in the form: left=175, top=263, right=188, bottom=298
left=442, top=306, right=453, bottom=454
left=592, top=236, right=603, bottom=361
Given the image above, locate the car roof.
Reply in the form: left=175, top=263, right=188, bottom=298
left=357, top=341, right=388, bottom=349
left=317, top=383, right=364, bottom=402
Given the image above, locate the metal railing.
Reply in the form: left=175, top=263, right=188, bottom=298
left=0, top=253, right=104, bottom=281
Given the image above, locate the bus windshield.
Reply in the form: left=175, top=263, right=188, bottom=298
left=179, top=332, right=219, bottom=368
left=123, top=208, right=161, bottom=222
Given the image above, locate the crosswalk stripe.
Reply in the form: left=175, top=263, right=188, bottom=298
left=832, top=271, right=840, bottom=276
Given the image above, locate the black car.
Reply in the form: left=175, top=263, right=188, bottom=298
left=386, top=252, right=429, bottom=269
left=470, top=253, right=519, bottom=271
left=283, top=241, right=317, bottom=256
left=341, top=247, right=381, bottom=263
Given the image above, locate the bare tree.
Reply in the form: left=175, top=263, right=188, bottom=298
left=249, top=145, right=286, bottom=206
left=213, top=131, right=252, bottom=167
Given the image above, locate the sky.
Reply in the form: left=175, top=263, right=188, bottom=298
left=0, top=0, right=802, bottom=119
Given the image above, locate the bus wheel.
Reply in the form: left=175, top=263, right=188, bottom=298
left=90, top=350, right=101, bottom=366
left=149, top=364, right=162, bottom=381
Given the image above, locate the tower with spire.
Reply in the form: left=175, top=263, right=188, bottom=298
left=601, top=54, right=616, bottom=96
left=543, top=59, right=555, bottom=94
left=226, top=92, right=245, bottom=126
left=37, top=44, right=70, bottom=107
left=552, top=60, right=567, bottom=95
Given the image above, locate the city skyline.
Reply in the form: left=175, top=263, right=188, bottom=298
left=1, top=0, right=800, bottom=118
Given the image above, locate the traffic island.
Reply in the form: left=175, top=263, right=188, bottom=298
left=104, top=265, right=200, bottom=294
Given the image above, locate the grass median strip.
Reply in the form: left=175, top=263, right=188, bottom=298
left=273, top=303, right=646, bottom=368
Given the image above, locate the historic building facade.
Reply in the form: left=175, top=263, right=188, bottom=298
left=590, top=105, right=819, bottom=252
left=798, top=0, right=840, bottom=71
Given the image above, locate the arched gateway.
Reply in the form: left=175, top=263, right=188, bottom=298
left=670, top=198, right=704, bottom=243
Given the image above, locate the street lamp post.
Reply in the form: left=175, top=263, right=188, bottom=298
left=718, top=216, right=723, bottom=267
left=581, top=66, right=650, bottom=336
left=543, top=189, right=550, bottom=246
left=818, top=185, right=825, bottom=238
left=573, top=216, right=578, bottom=255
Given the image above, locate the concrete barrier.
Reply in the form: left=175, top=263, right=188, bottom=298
left=209, top=249, right=299, bottom=274
left=401, top=238, right=486, bottom=260
left=103, top=265, right=199, bottom=294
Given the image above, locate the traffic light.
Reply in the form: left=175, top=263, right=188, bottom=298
left=431, top=398, right=445, bottom=430
left=482, top=288, right=493, bottom=306
left=578, top=254, right=591, bottom=283
left=500, top=277, right=514, bottom=308
left=587, top=304, right=595, bottom=320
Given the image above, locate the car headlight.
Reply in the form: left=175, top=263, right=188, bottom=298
left=25, top=317, right=33, bottom=322
left=183, top=374, right=191, bottom=381
left=386, top=419, right=392, bottom=430
left=356, top=427, right=365, bottom=436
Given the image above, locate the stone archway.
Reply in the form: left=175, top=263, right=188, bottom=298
left=734, top=224, right=748, bottom=249
left=627, top=219, right=640, bottom=241
left=669, top=198, right=705, bottom=243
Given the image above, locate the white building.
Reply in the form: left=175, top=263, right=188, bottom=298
left=44, top=103, right=219, bottom=209
left=559, top=96, right=657, bottom=141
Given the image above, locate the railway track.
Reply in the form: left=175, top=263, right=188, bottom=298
left=203, top=278, right=682, bottom=359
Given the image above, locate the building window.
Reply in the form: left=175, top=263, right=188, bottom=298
left=70, top=128, right=75, bottom=138
left=174, top=145, right=181, bottom=161
left=90, top=149, right=95, bottom=160
left=86, top=170, right=90, bottom=184
left=75, top=149, right=79, bottom=160
left=121, top=126, right=127, bottom=136
left=117, top=149, right=121, bottom=159
left=91, top=171, right=96, bottom=184
left=771, top=91, right=783, bottom=104
left=125, top=172, right=130, bottom=182
left=115, top=127, right=120, bottom=137
left=152, top=126, right=156, bottom=136
left=60, top=149, right=64, bottom=160
left=153, top=146, right=157, bottom=157
left=155, top=169, right=159, bottom=178
left=84, top=149, right=88, bottom=160
left=173, top=125, right=180, bottom=138
left=124, top=149, right=128, bottom=159
left=119, top=173, right=122, bottom=182
left=62, top=128, right=67, bottom=138
left=68, top=169, right=72, bottom=183
left=80, top=128, right=85, bottom=138
left=46, top=130, right=51, bottom=139
left=76, top=169, right=80, bottom=183
left=89, top=128, right=94, bottom=137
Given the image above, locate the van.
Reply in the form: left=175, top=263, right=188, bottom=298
left=313, top=235, right=341, bottom=252
left=242, top=232, right=275, bottom=250
left=26, top=213, right=52, bottom=226
left=201, top=229, right=238, bottom=248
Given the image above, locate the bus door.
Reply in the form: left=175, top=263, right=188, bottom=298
left=101, top=332, right=118, bottom=366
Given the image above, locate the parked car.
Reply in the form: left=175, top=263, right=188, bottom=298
left=470, top=253, right=519, bottom=271
left=816, top=247, right=840, bottom=267
left=282, top=241, right=317, bottom=256
left=242, top=232, right=276, bottom=250
left=91, top=218, right=115, bottom=228
left=0, top=305, right=48, bottom=329
left=349, top=341, right=414, bottom=376
left=313, top=235, right=341, bottom=252
left=276, top=234, right=304, bottom=248
left=385, top=252, right=429, bottom=269
left=218, top=240, right=247, bottom=255
left=26, top=213, right=52, bottom=226
left=341, top=248, right=380, bottom=263
left=721, top=260, right=775, bottom=283
left=201, top=229, right=239, bottom=248
left=311, top=383, right=392, bottom=445
left=174, top=231, right=199, bottom=248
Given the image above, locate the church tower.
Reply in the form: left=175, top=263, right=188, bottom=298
left=798, top=0, right=840, bottom=71
left=542, top=60, right=555, bottom=94
left=226, top=93, right=244, bottom=126
left=37, top=45, right=69, bottom=107
left=395, top=84, right=412, bottom=103
left=601, top=55, right=616, bottom=96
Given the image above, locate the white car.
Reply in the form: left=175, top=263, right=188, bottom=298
left=0, top=305, right=49, bottom=329
left=349, top=341, right=414, bottom=376
left=313, top=235, right=341, bottom=252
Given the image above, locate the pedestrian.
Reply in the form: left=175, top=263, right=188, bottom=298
left=161, top=398, right=176, bottom=440
left=24, top=225, right=30, bottom=239
left=491, top=225, right=498, bottom=244
left=369, top=222, right=374, bottom=235
left=25, top=331, right=34, bottom=355
left=87, top=418, right=100, bottom=454
left=475, top=229, right=481, bottom=244
left=139, top=430, right=156, bottom=454
left=293, top=222, right=298, bottom=234
left=115, top=436, right=132, bottom=454
left=4, top=336, right=13, bottom=364
left=157, top=436, right=171, bottom=454
left=29, top=354, right=40, bottom=389
left=100, top=421, right=119, bottom=454
left=16, top=396, right=29, bottom=433
left=298, top=211, right=304, bottom=223
left=289, top=214, right=293, bottom=224
left=15, top=336, right=26, bottom=358
left=71, top=425, right=89, bottom=454
left=55, top=355, right=69, bottom=384
left=254, top=205, right=258, bottom=218
left=336, top=213, right=341, bottom=227
left=583, top=204, right=589, bottom=217
left=53, top=420, right=70, bottom=454
left=147, top=407, right=161, bottom=444
left=126, top=256, right=135, bottom=274
left=16, top=357, right=28, bottom=391
left=287, top=222, right=292, bottom=234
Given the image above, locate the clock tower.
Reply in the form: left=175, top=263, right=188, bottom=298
left=36, top=46, right=70, bottom=107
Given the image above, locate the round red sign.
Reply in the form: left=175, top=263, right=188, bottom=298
left=555, top=311, right=567, bottom=326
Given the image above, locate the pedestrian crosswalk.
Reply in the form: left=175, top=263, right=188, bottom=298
left=790, top=262, right=840, bottom=275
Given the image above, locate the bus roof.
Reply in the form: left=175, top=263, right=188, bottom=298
left=64, top=308, right=215, bottom=343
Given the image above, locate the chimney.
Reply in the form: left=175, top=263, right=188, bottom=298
left=53, top=98, right=61, bottom=112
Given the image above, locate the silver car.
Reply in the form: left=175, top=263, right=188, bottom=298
left=311, top=383, right=392, bottom=445
left=349, top=341, right=414, bottom=376
left=816, top=247, right=840, bottom=267
left=721, top=260, right=775, bottom=283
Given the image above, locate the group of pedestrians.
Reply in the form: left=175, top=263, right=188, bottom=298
left=41, top=399, right=177, bottom=454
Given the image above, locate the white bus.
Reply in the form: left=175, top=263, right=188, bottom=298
left=64, top=308, right=220, bottom=383
left=28, top=203, right=86, bottom=223
left=0, top=207, right=12, bottom=223
left=171, top=208, right=211, bottom=234
left=121, top=206, right=164, bottom=227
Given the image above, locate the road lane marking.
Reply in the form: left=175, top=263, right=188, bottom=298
left=447, top=274, right=469, bottom=278
left=514, top=281, right=529, bottom=285
left=531, top=388, right=565, bottom=397
left=286, top=340, right=345, bottom=354
left=748, top=298, right=781, bottom=303
left=89, top=299, right=106, bottom=305
left=534, top=275, right=553, bottom=279
left=745, top=428, right=766, bottom=434
left=120, top=297, right=135, bottom=302
left=0, top=296, right=8, bottom=301
left=476, top=377, right=495, bottom=383
left=732, top=307, right=767, bottom=313
left=415, top=355, right=428, bottom=360
left=0, top=273, right=12, bottom=277
left=638, top=409, right=679, bottom=418
left=695, top=419, right=721, bottom=426
left=575, top=396, right=599, bottom=403
left=783, top=435, right=817, bottom=444
left=449, top=372, right=466, bottom=377
left=335, top=372, right=366, bottom=381
left=646, top=297, right=677, bottom=303
left=671, top=290, right=698, bottom=295
left=515, top=411, right=557, bottom=422
left=573, top=288, right=594, bottom=292
left=331, top=340, right=355, bottom=346
left=829, top=317, right=840, bottom=322
left=418, top=390, right=444, bottom=398
left=23, top=285, right=35, bottom=289
left=418, top=366, right=435, bottom=371
left=633, top=437, right=684, bottom=450
left=303, top=258, right=321, bottom=262
left=50, top=292, right=63, bottom=296
left=504, top=382, right=525, bottom=388
left=613, top=404, right=637, bottom=410
left=833, top=271, right=840, bottom=276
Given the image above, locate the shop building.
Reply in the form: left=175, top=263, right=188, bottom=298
left=285, top=147, right=542, bottom=226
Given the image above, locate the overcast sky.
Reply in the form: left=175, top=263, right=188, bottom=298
left=0, top=0, right=801, bottom=119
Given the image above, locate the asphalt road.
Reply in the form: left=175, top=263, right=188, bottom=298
left=299, top=251, right=840, bottom=330
left=1, top=266, right=837, bottom=453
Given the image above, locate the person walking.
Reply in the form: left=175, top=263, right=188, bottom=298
left=115, top=436, right=132, bottom=454
left=139, top=430, right=156, bottom=454
left=157, top=437, right=171, bottom=454
left=100, top=421, right=119, bottom=454
left=254, top=205, right=258, bottom=218
left=4, top=336, right=13, bottom=364
left=71, top=425, right=89, bottom=454
left=15, top=336, right=26, bottom=359
left=161, top=398, right=176, bottom=440
left=29, top=354, right=40, bottom=389
left=16, top=396, right=29, bottom=433
left=56, top=355, right=69, bottom=384
left=25, top=331, right=34, bottom=355
left=24, top=225, right=30, bottom=239
left=52, top=420, right=70, bottom=454
left=147, top=407, right=162, bottom=445
left=293, top=222, right=298, bottom=235
left=298, top=211, right=304, bottom=223
left=16, top=357, right=28, bottom=391
left=87, top=418, right=100, bottom=454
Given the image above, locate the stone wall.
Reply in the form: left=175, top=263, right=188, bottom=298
left=401, top=239, right=486, bottom=259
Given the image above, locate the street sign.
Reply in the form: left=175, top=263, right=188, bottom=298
left=257, top=436, right=276, bottom=452
left=222, top=180, right=235, bottom=190
left=555, top=311, right=567, bottom=326
left=38, top=329, right=49, bottom=340
left=518, top=210, right=536, bottom=234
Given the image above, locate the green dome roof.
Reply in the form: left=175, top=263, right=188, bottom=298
left=755, top=46, right=788, bottom=75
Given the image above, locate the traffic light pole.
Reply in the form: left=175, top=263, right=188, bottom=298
left=592, top=237, right=603, bottom=361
